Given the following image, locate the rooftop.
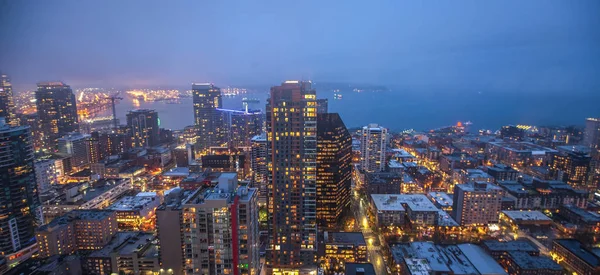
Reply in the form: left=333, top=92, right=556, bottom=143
left=108, top=193, right=159, bottom=211
left=325, top=232, right=366, bottom=246
left=502, top=210, right=552, bottom=222
left=481, top=240, right=539, bottom=253
left=488, top=141, right=557, bottom=154
left=456, top=181, right=503, bottom=192
left=554, top=239, right=600, bottom=267
left=89, top=232, right=154, bottom=258
left=457, top=244, right=508, bottom=275
left=344, top=263, right=376, bottom=275
left=428, top=192, right=453, bottom=208
left=371, top=194, right=438, bottom=212
left=37, top=210, right=114, bottom=232
left=508, top=251, right=562, bottom=271
left=437, top=209, right=459, bottom=227
left=561, top=205, right=600, bottom=223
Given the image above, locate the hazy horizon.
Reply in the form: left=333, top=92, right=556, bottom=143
left=1, top=0, right=599, bottom=95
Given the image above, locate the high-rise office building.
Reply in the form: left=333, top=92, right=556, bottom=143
left=86, top=132, right=101, bottom=163
left=251, top=134, right=268, bottom=204
left=452, top=182, right=504, bottom=226
left=360, top=124, right=388, bottom=172
left=583, top=118, right=600, bottom=150
left=266, top=81, right=318, bottom=274
left=57, top=132, right=90, bottom=170
left=192, top=83, right=224, bottom=150
left=156, top=174, right=259, bottom=275
left=35, top=82, right=79, bottom=151
left=98, top=132, right=130, bottom=157
left=220, top=109, right=263, bottom=148
left=316, top=113, right=352, bottom=229
left=0, top=118, right=39, bottom=255
left=17, top=113, right=42, bottom=151
left=0, top=74, right=17, bottom=126
left=126, top=109, right=160, bottom=148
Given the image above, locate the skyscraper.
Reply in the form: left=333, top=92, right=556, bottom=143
left=126, top=109, right=160, bottom=148
left=0, top=118, right=39, bottom=255
left=220, top=108, right=263, bottom=148
left=266, top=81, right=318, bottom=274
left=316, top=113, right=352, bottom=229
left=251, top=134, right=268, bottom=204
left=360, top=123, right=388, bottom=172
left=192, top=83, right=224, bottom=150
left=35, top=82, right=79, bottom=151
left=0, top=74, right=17, bottom=126
left=583, top=118, right=600, bottom=150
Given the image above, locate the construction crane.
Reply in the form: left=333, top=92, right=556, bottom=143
left=105, top=95, right=123, bottom=130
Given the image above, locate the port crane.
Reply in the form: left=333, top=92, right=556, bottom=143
left=104, top=95, right=123, bottom=130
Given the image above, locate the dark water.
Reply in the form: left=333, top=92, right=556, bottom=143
left=110, top=91, right=600, bottom=132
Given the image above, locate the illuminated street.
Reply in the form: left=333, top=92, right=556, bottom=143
left=352, top=176, right=388, bottom=275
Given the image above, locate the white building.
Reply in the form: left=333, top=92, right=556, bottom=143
left=34, top=159, right=59, bottom=195
left=360, top=124, right=388, bottom=172
left=370, top=194, right=438, bottom=227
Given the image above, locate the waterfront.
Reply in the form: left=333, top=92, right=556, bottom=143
left=107, top=89, right=600, bottom=132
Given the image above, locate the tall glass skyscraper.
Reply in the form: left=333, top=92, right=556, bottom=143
left=0, top=118, right=39, bottom=255
left=316, top=113, right=352, bottom=229
left=192, top=83, right=223, bottom=150
left=266, top=81, right=318, bottom=274
left=126, top=109, right=160, bottom=148
left=35, top=82, right=78, bottom=151
left=0, top=73, right=17, bottom=126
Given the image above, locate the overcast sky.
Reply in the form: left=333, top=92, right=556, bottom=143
left=1, top=0, right=599, bottom=93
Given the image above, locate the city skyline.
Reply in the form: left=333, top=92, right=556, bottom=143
left=1, top=1, right=599, bottom=95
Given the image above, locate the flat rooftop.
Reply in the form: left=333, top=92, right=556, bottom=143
left=481, top=240, right=539, bottom=253
left=554, top=239, right=600, bottom=267
left=428, top=192, right=453, bottom=208
left=437, top=209, right=459, bottom=227
left=325, top=232, right=366, bottom=246
left=488, top=141, right=557, bottom=154
left=508, top=251, right=562, bottom=271
left=163, top=167, right=190, bottom=177
left=108, top=193, right=159, bottom=211
left=502, top=210, right=552, bottom=222
left=457, top=244, right=508, bottom=275
left=89, top=232, right=152, bottom=258
left=456, top=181, right=503, bottom=192
left=371, top=194, right=438, bottom=212
left=344, top=263, right=376, bottom=275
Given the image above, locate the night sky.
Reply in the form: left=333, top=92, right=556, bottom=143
left=1, top=0, right=599, bottom=93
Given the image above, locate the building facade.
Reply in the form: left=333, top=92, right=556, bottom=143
left=360, top=124, right=388, bottom=172
left=193, top=83, right=224, bottom=150
left=156, top=174, right=259, bottom=275
left=316, top=113, right=352, bottom=229
left=0, top=73, right=17, bottom=126
left=251, top=134, right=268, bottom=204
left=126, top=109, right=160, bottom=148
left=58, top=132, right=91, bottom=170
left=583, top=118, right=600, bottom=150
left=220, top=108, right=263, bottom=148
left=266, top=81, right=318, bottom=274
left=0, top=119, right=40, bottom=255
left=452, top=182, right=504, bottom=226
left=35, top=82, right=79, bottom=151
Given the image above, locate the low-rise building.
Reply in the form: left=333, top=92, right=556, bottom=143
left=452, top=181, right=504, bottom=226
left=558, top=205, right=600, bottom=233
left=322, top=232, right=367, bottom=273
left=365, top=172, right=402, bottom=195
left=107, top=192, right=161, bottom=230
left=36, top=210, right=118, bottom=258
left=427, top=192, right=453, bottom=211
left=42, top=178, right=131, bottom=223
left=391, top=242, right=507, bottom=275
left=552, top=239, right=600, bottom=275
left=486, top=164, right=519, bottom=182
left=370, top=194, right=438, bottom=227
left=83, top=232, right=159, bottom=275
left=500, top=210, right=553, bottom=227
left=498, top=179, right=588, bottom=210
